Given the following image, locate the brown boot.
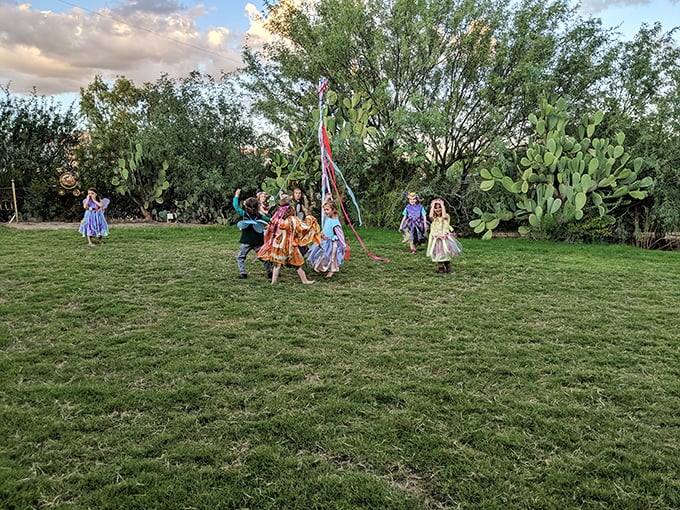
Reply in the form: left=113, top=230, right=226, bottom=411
left=437, top=263, right=444, bottom=274
left=444, top=261, right=451, bottom=273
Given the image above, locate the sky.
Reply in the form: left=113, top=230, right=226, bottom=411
left=1, top=0, right=679, bottom=104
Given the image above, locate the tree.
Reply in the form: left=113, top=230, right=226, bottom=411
left=141, top=73, right=271, bottom=223
left=78, top=75, right=147, bottom=212
left=597, top=24, right=680, bottom=237
left=243, top=0, right=619, bottom=225
left=80, top=73, right=271, bottom=222
left=0, top=85, right=80, bottom=220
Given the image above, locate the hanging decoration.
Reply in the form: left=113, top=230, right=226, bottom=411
left=317, top=77, right=389, bottom=262
left=58, top=144, right=81, bottom=197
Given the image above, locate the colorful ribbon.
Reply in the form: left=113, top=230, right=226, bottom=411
left=317, top=78, right=389, bottom=263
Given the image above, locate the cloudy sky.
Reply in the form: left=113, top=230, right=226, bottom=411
left=1, top=0, right=679, bottom=100
left=0, top=0, right=269, bottom=97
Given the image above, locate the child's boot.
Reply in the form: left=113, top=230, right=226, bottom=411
left=444, top=261, right=451, bottom=273
left=437, top=263, right=444, bottom=274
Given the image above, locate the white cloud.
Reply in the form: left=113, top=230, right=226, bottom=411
left=0, top=2, right=255, bottom=96
left=578, top=0, right=650, bottom=15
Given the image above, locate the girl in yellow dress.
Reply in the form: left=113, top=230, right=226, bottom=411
left=258, top=195, right=322, bottom=284
left=426, top=198, right=462, bottom=273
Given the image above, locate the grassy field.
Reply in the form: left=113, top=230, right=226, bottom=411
left=1, top=224, right=679, bottom=509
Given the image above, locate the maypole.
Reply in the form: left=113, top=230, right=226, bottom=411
left=317, top=78, right=389, bottom=262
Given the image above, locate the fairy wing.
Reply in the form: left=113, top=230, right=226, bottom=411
left=101, top=198, right=110, bottom=210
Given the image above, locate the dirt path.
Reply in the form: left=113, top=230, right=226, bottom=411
left=5, top=221, right=202, bottom=230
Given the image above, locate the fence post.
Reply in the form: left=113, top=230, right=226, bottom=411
left=11, top=179, right=19, bottom=223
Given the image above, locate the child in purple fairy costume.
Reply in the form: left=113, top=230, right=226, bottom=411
left=306, top=198, right=347, bottom=279
left=426, top=198, right=462, bottom=273
left=399, top=192, right=428, bottom=253
left=78, top=188, right=110, bottom=246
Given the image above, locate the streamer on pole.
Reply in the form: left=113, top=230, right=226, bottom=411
left=317, top=78, right=389, bottom=262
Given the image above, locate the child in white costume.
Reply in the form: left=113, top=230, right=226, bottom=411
left=426, top=198, right=462, bottom=273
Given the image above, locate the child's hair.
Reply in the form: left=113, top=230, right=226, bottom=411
left=243, top=197, right=259, bottom=217
left=323, top=198, right=339, bottom=217
left=88, top=188, right=98, bottom=196
left=429, top=198, right=447, bottom=218
left=407, top=192, right=420, bottom=203
left=293, top=187, right=308, bottom=204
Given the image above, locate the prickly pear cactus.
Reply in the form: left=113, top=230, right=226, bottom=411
left=261, top=88, right=376, bottom=200
left=470, top=97, right=653, bottom=239
left=112, top=141, right=171, bottom=219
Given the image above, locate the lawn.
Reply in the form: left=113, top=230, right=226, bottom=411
left=1, top=224, right=679, bottom=509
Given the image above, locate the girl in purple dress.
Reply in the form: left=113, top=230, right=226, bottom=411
left=78, top=188, right=109, bottom=246
left=398, top=192, right=427, bottom=253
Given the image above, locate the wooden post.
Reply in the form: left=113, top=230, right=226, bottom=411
left=11, top=179, right=19, bottom=223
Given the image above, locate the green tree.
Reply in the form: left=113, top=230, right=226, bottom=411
left=79, top=73, right=270, bottom=222
left=0, top=85, right=80, bottom=220
left=244, top=0, right=619, bottom=225
left=79, top=75, right=146, bottom=212
left=597, top=24, right=680, bottom=237
left=141, top=73, right=271, bottom=223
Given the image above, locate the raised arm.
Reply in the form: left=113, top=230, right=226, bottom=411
left=232, top=189, right=245, bottom=217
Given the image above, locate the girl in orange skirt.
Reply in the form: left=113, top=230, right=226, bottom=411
left=258, top=195, right=322, bottom=284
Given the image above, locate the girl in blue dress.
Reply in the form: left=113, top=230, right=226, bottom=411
left=306, top=198, right=347, bottom=278
left=78, top=188, right=109, bottom=246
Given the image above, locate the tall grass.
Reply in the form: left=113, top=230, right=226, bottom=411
left=1, top=224, right=679, bottom=509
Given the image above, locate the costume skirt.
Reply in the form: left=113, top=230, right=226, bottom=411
left=402, top=217, right=427, bottom=245
left=426, top=233, right=462, bottom=262
left=306, top=238, right=345, bottom=272
left=79, top=210, right=109, bottom=238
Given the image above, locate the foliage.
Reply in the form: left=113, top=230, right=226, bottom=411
left=142, top=74, right=273, bottom=224
left=245, top=0, right=619, bottom=214
left=260, top=135, right=319, bottom=208
left=0, top=85, right=81, bottom=220
left=260, top=87, right=383, bottom=220
left=78, top=76, right=146, bottom=204
left=113, top=141, right=170, bottom=221
left=562, top=216, right=616, bottom=244
left=470, top=97, right=653, bottom=239
left=79, top=73, right=271, bottom=223
left=652, top=164, right=680, bottom=233
left=1, top=225, right=679, bottom=508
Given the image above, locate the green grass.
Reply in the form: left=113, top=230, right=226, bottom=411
left=1, top=224, right=679, bottom=509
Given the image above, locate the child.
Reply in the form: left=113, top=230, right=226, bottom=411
left=291, top=187, right=311, bottom=255
left=426, top=198, right=463, bottom=273
left=78, top=188, right=109, bottom=246
left=399, top=192, right=427, bottom=253
left=306, top=198, right=347, bottom=278
left=257, top=195, right=322, bottom=285
left=292, top=187, right=309, bottom=220
left=233, top=188, right=272, bottom=280
left=256, top=191, right=270, bottom=217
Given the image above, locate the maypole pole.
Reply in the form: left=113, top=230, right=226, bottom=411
left=317, top=77, right=335, bottom=216
left=316, top=77, right=389, bottom=263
